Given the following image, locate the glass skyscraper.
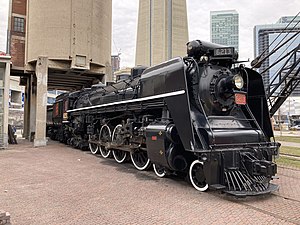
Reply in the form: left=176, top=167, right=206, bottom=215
left=210, top=10, right=239, bottom=52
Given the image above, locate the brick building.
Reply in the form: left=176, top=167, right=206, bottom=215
left=7, top=0, right=27, bottom=73
left=6, top=0, right=26, bottom=129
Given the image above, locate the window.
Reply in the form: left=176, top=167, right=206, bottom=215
left=48, top=90, right=56, bottom=95
left=47, top=97, right=56, bottom=105
left=14, top=17, right=25, bottom=32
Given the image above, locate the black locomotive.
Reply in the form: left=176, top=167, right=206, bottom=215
left=47, top=40, right=279, bottom=196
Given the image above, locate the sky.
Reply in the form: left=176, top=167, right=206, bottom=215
left=0, top=0, right=299, bottom=67
left=0, top=0, right=9, bottom=53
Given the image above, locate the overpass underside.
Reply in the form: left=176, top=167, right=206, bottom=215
left=13, top=57, right=105, bottom=147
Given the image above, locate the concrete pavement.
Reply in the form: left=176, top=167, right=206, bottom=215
left=0, top=140, right=299, bottom=225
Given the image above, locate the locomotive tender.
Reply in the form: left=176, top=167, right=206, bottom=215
left=47, top=40, right=279, bottom=196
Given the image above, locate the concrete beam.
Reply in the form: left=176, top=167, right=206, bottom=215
left=33, top=57, right=48, bottom=147
left=47, top=59, right=71, bottom=70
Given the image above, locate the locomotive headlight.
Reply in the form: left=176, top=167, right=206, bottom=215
left=233, top=74, right=244, bottom=89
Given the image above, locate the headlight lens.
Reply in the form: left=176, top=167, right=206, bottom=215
left=233, top=74, right=244, bottom=89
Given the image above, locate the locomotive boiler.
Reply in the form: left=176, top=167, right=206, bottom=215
left=47, top=40, right=279, bottom=196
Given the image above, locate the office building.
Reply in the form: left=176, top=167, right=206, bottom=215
left=111, top=55, right=120, bottom=73
left=210, top=10, right=239, bottom=52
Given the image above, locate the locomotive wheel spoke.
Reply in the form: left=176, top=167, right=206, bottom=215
left=112, top=124, right=127, bottom=163
left=189, top=160, right=208, bottom=192
left=99, top=125, right=111, bottom=158
left=112, top=150, right=127, bottom=163
left=153, top=164, right=167, bottom=178
left=130, top=150, right=151, bottom=171
left=88, top=134, right=99, bottom=154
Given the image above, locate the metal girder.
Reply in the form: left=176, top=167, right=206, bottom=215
left=46, top=67, right=103, bottom=91
left=267, top=44, right=300, bottom=117
left=48, top=78, right=92, bottom=85
left=47, top=85, right=82, bottom=91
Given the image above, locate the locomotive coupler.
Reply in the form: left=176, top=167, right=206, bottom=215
left=241, top=152, right=277, bottom=177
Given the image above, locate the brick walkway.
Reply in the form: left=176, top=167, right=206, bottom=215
left=0, top=140, right=299, bottom=225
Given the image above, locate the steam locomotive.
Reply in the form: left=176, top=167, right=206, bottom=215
left=47, top=40, right=279, bottom=196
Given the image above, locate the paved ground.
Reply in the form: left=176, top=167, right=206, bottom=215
left=0, top=140, right=300, bottom=225
left=274, top=130, right=300, bottom=137
left=279, top=141, right=300, bottom=148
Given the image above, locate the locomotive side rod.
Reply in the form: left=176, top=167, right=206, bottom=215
left=88, top=140, right=146, bottom=152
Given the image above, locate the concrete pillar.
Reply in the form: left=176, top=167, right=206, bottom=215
left=0, top=56, right=11, bottom=148
left=33, top=57, right=48, bottom=147
left=29, top=74, right=36, bottom=141
left=23, top=77, right=31, bottom=139
left=3, top=58, right=10, bottom=148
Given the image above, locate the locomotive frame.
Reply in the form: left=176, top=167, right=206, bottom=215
left=47, top=40, right=280, bottom=197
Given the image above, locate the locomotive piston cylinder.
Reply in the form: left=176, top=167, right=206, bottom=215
left=146, top=122, right=186, bottom=171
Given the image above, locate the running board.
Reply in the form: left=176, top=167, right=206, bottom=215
left=209, top=184, right=226, bottom=190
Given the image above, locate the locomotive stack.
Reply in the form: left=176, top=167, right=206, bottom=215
left=47, top=40, right=280, bottom=196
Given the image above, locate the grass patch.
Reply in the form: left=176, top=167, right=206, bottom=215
left=275, top=136, right=300, bottom=143
left=280, top=146, right=300, bottom=157
left=276, top=155, right=300, bottom=169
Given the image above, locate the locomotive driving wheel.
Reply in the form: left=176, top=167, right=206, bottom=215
left=189, top=160, right=209, bottom=192
left=153, top=164, right=167, bottom=178
left=88, top=133, right=99, bottom=154
left=99, top=124, right=112, bottom=158
left=130, top=150, right=151, bottom=171
left=112, top=124, right=127, bottom=163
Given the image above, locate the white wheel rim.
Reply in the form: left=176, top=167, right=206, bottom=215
left=99, top=125, right=111, bottom=158
left=189, top=160, right=209, bottom=192
left=89, top=134, right=99, bottom=154
left=130, top=152, right=151, bottom=171
left=112, top=150, right=127, bottom=163
left=100, top=148, right=111, bottom=158
left=153, top=164, right=166, bottom=178
left=112, top=124, right=127, bottom=163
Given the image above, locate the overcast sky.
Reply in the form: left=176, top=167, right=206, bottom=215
left=0, top=0, right=9, bottom=53
left=1, top=0, right=299, bottom=67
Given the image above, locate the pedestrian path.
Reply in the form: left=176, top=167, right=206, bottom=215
left=279, top=141, right=300, bottom=148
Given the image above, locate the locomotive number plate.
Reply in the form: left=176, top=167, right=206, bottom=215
left=235, top=93, right=246, bottom=105
left=214, top=47, right=234, bottom=56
